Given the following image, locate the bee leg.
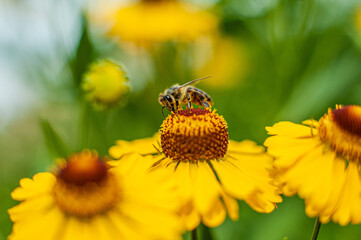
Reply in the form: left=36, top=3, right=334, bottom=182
left=202, top=101, right=210, bottom=108
left=186, top=92, right=192, bottom=109
left=161, top=106, right=166, bottom=119
left=195, top=91, right=211, bottom=108
left=175, top=99, right=179, bottom=112
left=173, top=108, right=180, bottom=119
left=171, top=105, right=180, bottom=118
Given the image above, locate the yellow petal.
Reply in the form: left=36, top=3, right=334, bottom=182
left=117, top=155, right=181, bottom=212
left=118, top=199, right=182, bottom=240
left=213, top=147, right=281, bottom=210
left=266, top=121, right=315, bottom=137
left=245, top=189, right=277, bottom=213
left=91, top=215, right=121, bottom=240
left=220, top=192, right=239, bottom=220
left=212, top=159, right=254, bottom=199
left=11, top=173, right=56, bottom=201
left=192, top=162, right=222, bottom=215
left=107, top=209, right=147, bottom=240
left=109, top=134, right=159, bottom=158
left=330, top=162, right=361, bottom=226
left=305, top=152, right=342, bottom=209
left=202, top=198, right=226, bottom=228
left=9, top=206, right=65, bottom=240
left=61, top=217, right=98, bottom=240
left=305, top=156, right=346, bottom=220
left=265, top=136, right=322, bottom=169
left=109, top=153, right=155, bottom=175
left=278, top=145, right=335, bottom=202
left=172, top=161, right=194, bottom=200
left=178, top=201, right=201, bottom=231
left=9, top=194, right=54, bottom=222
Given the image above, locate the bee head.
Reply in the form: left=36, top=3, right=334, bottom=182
left=158, top=93, right=175, bottom=112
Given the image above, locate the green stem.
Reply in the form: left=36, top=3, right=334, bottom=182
left=191, top=228, right=198, bottom=240
left=79, top=101, right=90, bottom=150
left=310, top=217, right=321, bottom=240
left=200, top=224, right=213, bottom=240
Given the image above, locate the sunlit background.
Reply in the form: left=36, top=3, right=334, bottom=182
left=1, top=0, right=361, bottom=239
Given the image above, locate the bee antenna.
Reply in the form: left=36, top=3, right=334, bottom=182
left=178, top=76, right=213, bottom=88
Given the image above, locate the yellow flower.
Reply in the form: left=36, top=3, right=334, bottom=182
left=91, top=0, right=218, bottom=43
left=356, top=7, right=361, bottom=33
left=265, top=105, right=361, bottom=226
left=110, top=108, right=282, bottom=230
left=82, top=60, right=130, bottom=109
left=8, top=150, right=182, bottom=240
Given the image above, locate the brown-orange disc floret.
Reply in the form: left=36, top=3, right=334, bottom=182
left=318, top=105, right=361, bottom=163
left=53, top=150, right=119, bottom=217
left=160, top=108, right=229, bottom=162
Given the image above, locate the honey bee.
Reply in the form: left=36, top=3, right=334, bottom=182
left=158, top=76, right=213, bottom=117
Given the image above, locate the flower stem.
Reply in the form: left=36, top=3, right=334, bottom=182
left=191, top=228, right=198, bottom=240
left=310, top=217, right=321, bottom=240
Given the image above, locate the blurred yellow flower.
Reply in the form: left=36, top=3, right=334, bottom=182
left=194, top=37, right=249, bottom=89
left=110, top=108, right=282, bottom=230
left=91, top=0, right=218, bottom=44
left=356, top=7, right=361, bottom=33
left=82, top=60, right=130, bottom=109
left=265, top=105, right=361, bottom=226
left=8, top=150, right=182, bottom=240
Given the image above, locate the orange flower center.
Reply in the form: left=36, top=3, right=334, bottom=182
left=318, top=105, right=361, bottom=162
left=53, top=151, right=119, bottom=217
left=333, top=105, right=361, bottom=137
left=160, top=108, right=229, bottom=162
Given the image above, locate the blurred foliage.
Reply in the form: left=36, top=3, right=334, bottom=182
left=40, top=119, right=70, bottom=158
left=1, top=0, right=361, bottom=239
left=70, top=17, right=97, bottom=88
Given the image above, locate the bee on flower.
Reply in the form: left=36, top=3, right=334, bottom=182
left=110, top=107, right=282, bottom=230
left=158, top=77, right=213, bottom=116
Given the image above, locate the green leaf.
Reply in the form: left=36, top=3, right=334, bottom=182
left=70, top=15, right=96, bottom=88
left=276, top=50, right=361, bottom=122
left=40, top=119, right=69, bottom=158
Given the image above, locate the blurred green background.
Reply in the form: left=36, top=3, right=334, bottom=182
left=1, top=0, right=361, bottom=239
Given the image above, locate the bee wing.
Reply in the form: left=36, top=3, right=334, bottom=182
left=177, top=76, right=212, bottom=88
